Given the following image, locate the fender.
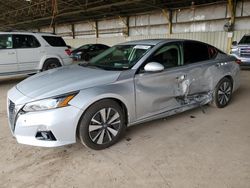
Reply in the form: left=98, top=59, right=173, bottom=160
left=38, top=55, right=63, bottom=70
left=70, top=87, right=135, bottom=125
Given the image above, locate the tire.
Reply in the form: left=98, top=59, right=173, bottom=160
left=42, top=59, right=61, bottom=71
left=211, top=77, right=233, bottom=108
left=78, top=99, right=126, bottom=150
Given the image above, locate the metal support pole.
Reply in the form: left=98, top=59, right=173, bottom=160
left=126, top=16, right=130, bottom=37
left=168, top=10, right=172, bottom=34
left=227, top=0, right=236, bottom=53
left=95, top=20, right=99, bottom=38
left=53, top=24, right=56, bottom=34
left=72, top=24, right=75, bottom=39
left=162, top=9, right=172, bottom=35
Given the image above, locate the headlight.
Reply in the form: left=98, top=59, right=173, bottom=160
left=22, top=93, right=78, bottom=112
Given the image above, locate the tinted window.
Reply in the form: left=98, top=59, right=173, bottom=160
left=0, top=35, right=13, bottom=49
left=239, top=35, right=250, bottom=44
left=13, top=35, right=40, bottom=48
left=208, top=45, right=218, bottom=59
left=148, top=44, right=180, bottom=69
left=97, top=44, right=109, bottom=50
left=90, top=45, right=107, bottom=51
left=42, top=36, right=66, bottom=47
left=183, top=41, right=209, bottom=64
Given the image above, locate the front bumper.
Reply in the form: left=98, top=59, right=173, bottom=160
left=7, top=87, right=82, bottom=147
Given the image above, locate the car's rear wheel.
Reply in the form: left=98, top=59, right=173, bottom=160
left=42, top=59, right=61, bottom=71
left=212, top=77, right=233, bottom=108
left=78, top=99, right=126, bottom=150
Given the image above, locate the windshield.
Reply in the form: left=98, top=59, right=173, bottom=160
left=88, top=44, right=152, bottom=70
left=239, top=36, right=250, bottom=44
left=78, top=44, right=90, bottom=50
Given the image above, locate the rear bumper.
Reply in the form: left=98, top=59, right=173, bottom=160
left=62, top=57, right=73, bottom=66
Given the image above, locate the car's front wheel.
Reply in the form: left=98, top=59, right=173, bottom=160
left=212, top=77, right=233, bottom=108
left=78, top=99, right=126, bottom=150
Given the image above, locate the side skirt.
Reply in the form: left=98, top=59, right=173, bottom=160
left=129, top=92, right=213, bottom=127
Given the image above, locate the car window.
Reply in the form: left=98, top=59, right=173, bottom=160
left=147, top=44, right=180, bottom=69
left=89, top=44, right=152, bottom=70
left=42, top=36, right=66, bottom=47
left=78, top=44, right=90, bottom=50
left=183, top=41, right=209, bottom=64
left=0, top=35, right=13, bottom=49
left=13, top=35, right=40, bottom=48
left=89, top=45, right=97, bottom=51
left=208, top=45, right=218, bottom=59
left=98, top=44, right=109, bottom=50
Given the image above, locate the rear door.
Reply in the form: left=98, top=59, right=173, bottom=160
left=13, top=34, right=42, bottom=71
left=0, top=34, right=18, bottom=73
left=182, top=41, right=217, bottom=94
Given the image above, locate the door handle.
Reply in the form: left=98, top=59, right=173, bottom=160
left=8, top=52, right=15, bottom=55
left=216, top=63, right=221, bottom=67
left=176, top=75, right=186, bottom=82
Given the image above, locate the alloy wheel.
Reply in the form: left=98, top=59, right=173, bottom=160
left=88, top=108, right=121, bottom=145
left=218, top=81, right=232, bottom=106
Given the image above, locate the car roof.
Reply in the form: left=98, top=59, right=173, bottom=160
left=0, top=31, right=57, bottom=36
left=119, top=39, right=192, bottom=46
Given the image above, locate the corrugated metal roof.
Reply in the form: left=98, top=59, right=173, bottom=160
left=0, top=0, right=226, bottom=31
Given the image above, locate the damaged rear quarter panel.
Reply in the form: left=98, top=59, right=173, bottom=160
left=199, top=58, right=239, bottom=93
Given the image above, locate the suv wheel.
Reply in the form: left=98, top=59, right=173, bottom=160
left=42, top=59, right=61, bottom=71
left=78, top=99, right=126, bottom=150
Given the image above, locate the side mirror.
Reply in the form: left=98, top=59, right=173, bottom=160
left=232, top=41, right=237, bottom=46
left=144, top=62, right=164, bottom=72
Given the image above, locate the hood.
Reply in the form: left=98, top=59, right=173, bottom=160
left=16, top=65, right=121, bottom=99
left=237, top=44, right=250, bottom=47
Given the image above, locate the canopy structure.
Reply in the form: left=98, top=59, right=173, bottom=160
left=0, top=0, right=226, bottom=31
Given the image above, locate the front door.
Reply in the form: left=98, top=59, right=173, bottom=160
left=135, top=43, right=188, bottom=120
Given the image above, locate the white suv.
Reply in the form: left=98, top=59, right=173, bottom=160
left=0, top=32, right=72, bottom=76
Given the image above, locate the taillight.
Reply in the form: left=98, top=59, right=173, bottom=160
left=235, top=59, right=242, bottom=64
left=65, top=49, right=71, bottom=56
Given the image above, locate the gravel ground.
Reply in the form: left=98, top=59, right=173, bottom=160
left=0, top=71, right=249, bottom=188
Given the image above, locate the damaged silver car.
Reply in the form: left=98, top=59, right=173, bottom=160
left=7, top=39, right=240, bottom=150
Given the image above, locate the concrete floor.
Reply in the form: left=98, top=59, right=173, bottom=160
left=0, top=71, right=250, bottom=188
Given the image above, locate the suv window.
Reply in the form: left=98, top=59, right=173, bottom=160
left=42, top=36, right=66, bottom=47
left=0, top=35, right=13, bottom=49
left=183, top=41, right=209, bottom=64
left=147, top=44, right=180, bottom=69
left=13, top=35, right=40, bottom=48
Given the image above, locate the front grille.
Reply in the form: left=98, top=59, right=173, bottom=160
left=8, top=100, right=16, bottom=132
left=240, top=48, right=250, bottom=58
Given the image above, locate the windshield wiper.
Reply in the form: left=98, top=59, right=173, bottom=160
left=79, top=63, right=103, bottom=69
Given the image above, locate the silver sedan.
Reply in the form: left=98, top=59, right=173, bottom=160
left=7, top=39, right=240, bottom=150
